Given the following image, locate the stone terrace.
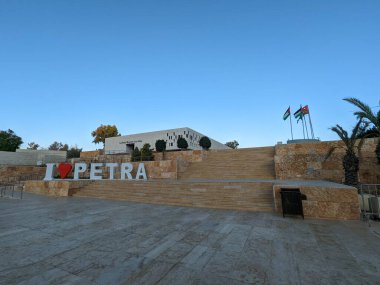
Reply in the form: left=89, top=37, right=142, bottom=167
left=1, top=193, right=379, bottom=285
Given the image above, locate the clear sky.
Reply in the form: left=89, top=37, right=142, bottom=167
left=0, top=0, right=379, bottom=150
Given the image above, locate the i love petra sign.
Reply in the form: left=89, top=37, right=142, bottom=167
left=43, top=162, right=147, bottom=181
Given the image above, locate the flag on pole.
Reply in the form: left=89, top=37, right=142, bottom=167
left=283, top=107, right=291, bottom=121
left=302, top=105, right=309, bottom=114
left=294, top=107, right=304, bottom=123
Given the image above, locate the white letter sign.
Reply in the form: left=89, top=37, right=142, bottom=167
left=120, top=163, right=133, bottom=180
left=136, top=163, right=147, bottom=180
left=90, top=163, right=103, bottom=180
left=44, top=162, right=148, bottom=181
left=43, top=163, right=55, bottom=181
left=74, top=163, right=87, bottom=180
left=106, top=163, right=118, bottom=180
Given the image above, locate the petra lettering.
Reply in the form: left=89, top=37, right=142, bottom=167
left=44, top=163, right=147, bottom=181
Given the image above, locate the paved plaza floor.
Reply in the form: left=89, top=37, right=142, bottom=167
left=1, top=193, right=380, bottom=285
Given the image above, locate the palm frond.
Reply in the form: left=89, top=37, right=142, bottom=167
left=344, top=97, right=378, bottom=126
left=346, top=119, right=362, bottom=150
left=354, top=120, right=368, bottom=155
left=330, top=124, right=349, bottom=146
left=324, top=146, right=337, bottom=161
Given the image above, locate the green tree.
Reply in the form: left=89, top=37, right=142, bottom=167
left=177, top=137, right=188, bottom=150
left=199, top=136, right=211, bottom=150
left=27, top=142, right=39, bottom=150
left=67, top=145, right=82, bottom=158
left=48, top=141, right=68, bottom=151
left=155, top=140, right=167, bottom=160
left=0, top=129, right=23, bottom=152
left=330, top=119, right=367, bottom=186
left=225, top=140, right=239, bottom=149
left=141, top=143, right=154, bottom=161
left=155, top=139, right=167, bottom=152
left=344, top=98, right=380, bottom=163
left=91, top=124, right=120, bottom=147
left=357, top=126, right=380, bottom=139
left=131, top=147, right=141, bottom=162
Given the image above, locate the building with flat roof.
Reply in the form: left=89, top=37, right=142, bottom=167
left=105, top=127, right=230, bottom=154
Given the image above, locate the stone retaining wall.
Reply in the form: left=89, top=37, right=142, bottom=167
left=273, top=184, right=360, bottom=220
left=0, top=166, right=46, bottom=183
left=80, top=150, right=104, bottom=158
left=275, top=138, right=380, bottom=184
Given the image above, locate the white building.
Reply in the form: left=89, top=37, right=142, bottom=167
left=105, top=127, right=230, bottom=154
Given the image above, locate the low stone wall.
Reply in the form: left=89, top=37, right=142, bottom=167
left=0, top=166, right=46, bottom=183
left=154, top=150, right=205, bottom=163
left=273, top=183, right=360, bottom=220
left=24, top=180, right=92, bottom=197
left=80, top=150, right=104, bottom=158
left=133, top=160, right=177, bottom=179
left=275, top=138, right=380, bottom=184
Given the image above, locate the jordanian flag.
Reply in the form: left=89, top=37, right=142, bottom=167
left=283, top=107, right=291, bottom=120
left=294, top=107, right=304, bottom=122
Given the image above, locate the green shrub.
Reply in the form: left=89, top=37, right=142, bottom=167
left=141, top=143, right=154, bottom=161
left=155, top=140, right=167, bottom=152
left=131, top=147, right=141, bottom=162
left=199, top=136, right=211, bottom=150
left=177, top=138, right=188, bottom=150
left=67, top=145, right=82, bottom=158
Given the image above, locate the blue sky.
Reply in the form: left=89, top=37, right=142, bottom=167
left=0, top=0, right=379, bottom=150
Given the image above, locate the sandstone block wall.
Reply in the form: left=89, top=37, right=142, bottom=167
left=0, top=166, right=46, bottom=184
left=274, top=138, right=380, bottom=184
left=273, top=184, right=360, bottom=220
left=80, top=150, right=104, bottom=158
left=154, top=150, right=205, bottom=163
left=135, top=160, right=177, bottom=179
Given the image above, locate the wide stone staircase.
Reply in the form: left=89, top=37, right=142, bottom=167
left=74, top=180, right=274, bottom=212
left=178, top=147, right=276, bottom=180
left=72, top=147, right=277, bottom=212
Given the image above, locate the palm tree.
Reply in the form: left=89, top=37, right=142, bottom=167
left=330, top=119, right=367, bottom=186
left=344, top=98, right=380, bottom=163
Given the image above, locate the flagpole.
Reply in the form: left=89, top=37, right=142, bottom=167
left=300, top=105, right=306, bottom=139
left=304, top=114, right=309, bottom=139
left=301, top=118, right=306, bottom=139
left=308, top=109, right=315, bottom=139
left=289, top=110, right=294, bottom=140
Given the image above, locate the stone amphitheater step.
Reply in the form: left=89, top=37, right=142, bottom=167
left=74, top=180, right=275, bottom=212
left=178, top=147, right=276, bottom=180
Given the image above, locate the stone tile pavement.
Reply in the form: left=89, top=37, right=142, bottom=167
left=1, top=193, right=379, bottom=285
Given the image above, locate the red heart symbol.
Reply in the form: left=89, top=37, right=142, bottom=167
left=58, top=163, right=73, bottom=179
